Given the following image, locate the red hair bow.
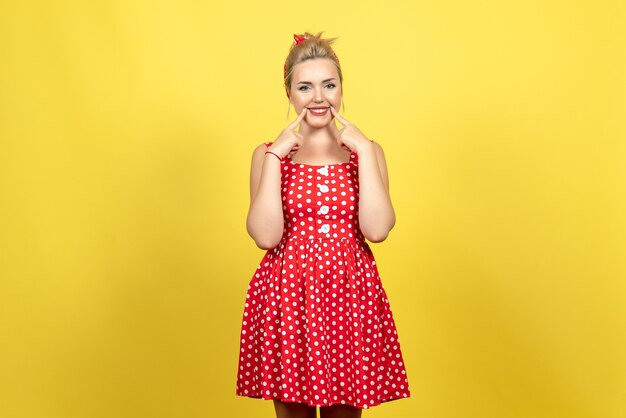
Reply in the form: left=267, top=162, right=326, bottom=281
left=293, top=34, right=307, bottom=45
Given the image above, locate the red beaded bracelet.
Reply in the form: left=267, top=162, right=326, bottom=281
left=265, top=150, right=283, bottom=161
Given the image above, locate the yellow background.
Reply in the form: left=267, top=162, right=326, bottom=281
left=1, top=1, right=625, bottom=417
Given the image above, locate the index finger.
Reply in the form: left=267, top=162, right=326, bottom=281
left=288, top=106, right=308, bottom=130
left=330, top=105, right=351, bottom=126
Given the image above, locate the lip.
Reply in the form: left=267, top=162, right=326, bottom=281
left=307, top=106, right=330, bottom=116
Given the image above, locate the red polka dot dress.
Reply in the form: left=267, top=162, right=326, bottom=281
left=235, top=141, right=411, bottom=409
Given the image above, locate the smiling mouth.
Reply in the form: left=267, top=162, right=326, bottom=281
left=308, top=107, right=329, bottom=114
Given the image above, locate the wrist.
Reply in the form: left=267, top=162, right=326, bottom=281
left=355, top=139, right=375, bottom=155
left=265, top=150, right=283, bottom=162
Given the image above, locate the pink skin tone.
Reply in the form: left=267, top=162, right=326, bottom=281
left=287, top=57, right=373, bottom=158
left=287, top=58, right=345, bottom=151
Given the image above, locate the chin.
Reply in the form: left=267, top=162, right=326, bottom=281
left=306, top=116, right=331, bottom=128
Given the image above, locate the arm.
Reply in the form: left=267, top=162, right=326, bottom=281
left=245, top=143, right=285, bottom=249
left=356, top=140, right=396, bottom=242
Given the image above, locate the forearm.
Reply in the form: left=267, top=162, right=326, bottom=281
left=356, top=142, right=396, bottom=242
left=246, top=154, right=285, bottom=249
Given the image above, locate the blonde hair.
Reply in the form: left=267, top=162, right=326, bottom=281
left=283, top=31, right=343, bottom=99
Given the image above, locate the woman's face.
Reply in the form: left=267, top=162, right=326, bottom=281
left=289, top=58, right=342, bottom=129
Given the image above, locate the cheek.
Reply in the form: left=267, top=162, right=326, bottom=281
left=293, top=96, right=307, bottom=108
left=327, top=90, right=341, bottom=102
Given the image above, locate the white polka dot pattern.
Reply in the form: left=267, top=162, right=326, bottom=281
left=235, top=141, right=411, bottom=410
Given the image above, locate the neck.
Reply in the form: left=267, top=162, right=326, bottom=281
left=298, top=120, right=341, bottom=146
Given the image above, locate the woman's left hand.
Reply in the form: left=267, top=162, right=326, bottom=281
left=330, top=106, right=371, bottom=153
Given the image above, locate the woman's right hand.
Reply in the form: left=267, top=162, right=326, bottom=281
left=267, top=107, right=308, bottom=159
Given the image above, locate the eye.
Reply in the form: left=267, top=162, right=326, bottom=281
left=326, top=83, right=336, bottom=89
left=298, top=86, right=310, bottom=91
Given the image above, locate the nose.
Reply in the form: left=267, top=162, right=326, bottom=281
left=313, top=87, right=324, bottom=103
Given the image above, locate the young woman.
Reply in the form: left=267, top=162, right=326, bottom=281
left=236, top=31, right=411, bottom=418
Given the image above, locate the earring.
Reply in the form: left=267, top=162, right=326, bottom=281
left=286, top=99, right=291, bottom=121
left=341, top=96, right=346, bottom=112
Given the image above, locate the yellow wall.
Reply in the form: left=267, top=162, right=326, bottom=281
left=1, top=1, right=625, bottom=417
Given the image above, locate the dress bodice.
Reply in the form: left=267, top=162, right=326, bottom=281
left=264, top=141, right=365, bottom=243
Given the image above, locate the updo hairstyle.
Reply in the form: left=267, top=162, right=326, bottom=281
left=283, top=31, right=343, bottom=100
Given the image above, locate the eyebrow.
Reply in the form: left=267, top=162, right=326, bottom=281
left=296, top=78, right=337, bottom=85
